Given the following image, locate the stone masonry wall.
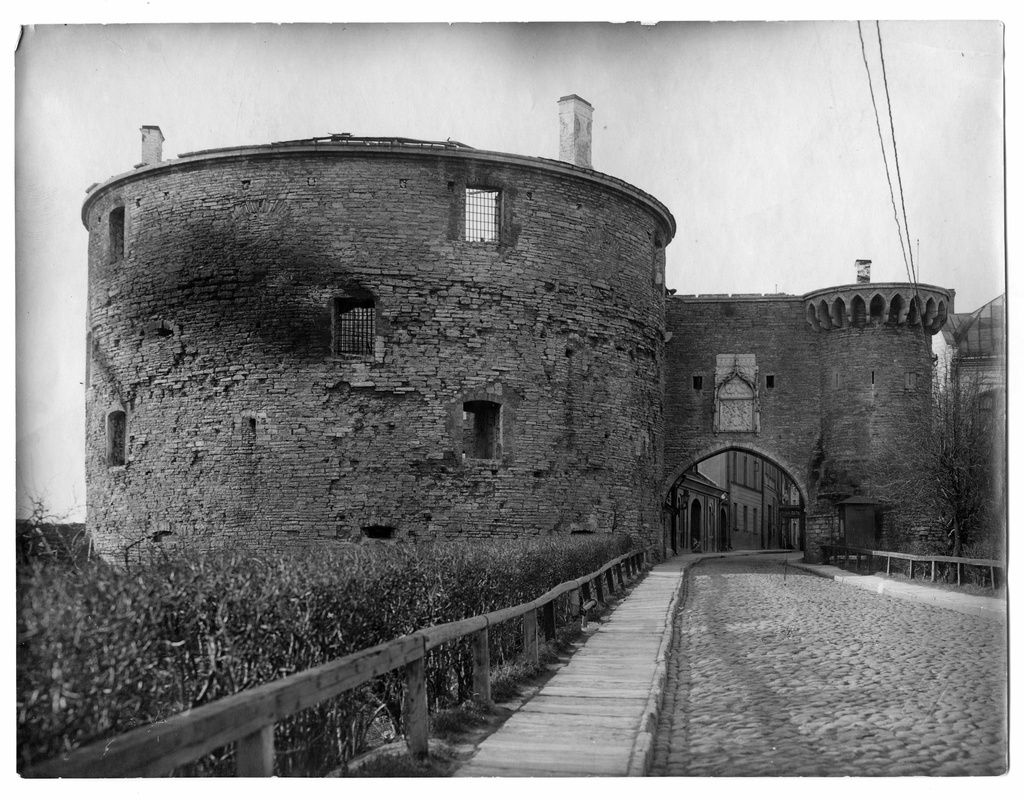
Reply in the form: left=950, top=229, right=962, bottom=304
left=663, top=295, right=821, bottom=502
left=85, top=147, right=672, bottom=557
left=817, top=324, right=934, bottom=501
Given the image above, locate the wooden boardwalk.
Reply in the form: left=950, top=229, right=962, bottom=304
left=456, top=560, right=691, bottom=777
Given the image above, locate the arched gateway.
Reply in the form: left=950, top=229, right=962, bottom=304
left=662, top=275, right=951, bottom=562
left=662, top=443, right=808, bottom=557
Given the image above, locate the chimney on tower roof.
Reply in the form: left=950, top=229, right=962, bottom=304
left=856, top=259, right=871, bottom=284
left=558, top=95, right=593, bottom=169
left=140, top=126, right=164, bottom=166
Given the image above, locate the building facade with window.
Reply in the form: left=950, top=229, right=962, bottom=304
left=83, top=112, right=675, bottom=556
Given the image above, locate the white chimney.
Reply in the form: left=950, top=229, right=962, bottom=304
left=856, top=259, right=871, bottom=284
left=558, top=95, right=593, bottom=169
left=141, top=125, right=164, bottom=166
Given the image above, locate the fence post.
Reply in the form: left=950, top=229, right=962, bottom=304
left=594, top=576, right=605, bottom=605
left=605, top=569, right=616, bottom=596
left=931, top=561, right=936, bottom=582
left=581, top=580, right=592, bottom=605
left=523, top=610, right=539, bottom=663
left=990, top=566, right=996, bottom=590
left=569, top=587, right=581, bottom=621
left=472, top=628, right=491, bottom=704
left=615, top=562, right=625, bottom=589
left=236, top=725, right=275, bottom=777
left=542, top=599, right=557, bottom=641
left=956, top=562, right=962, bottom=586
left=404, top=654, right=429, bottom=759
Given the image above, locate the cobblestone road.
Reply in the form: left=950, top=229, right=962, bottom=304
left=650, top=555, right=1007, bottom=776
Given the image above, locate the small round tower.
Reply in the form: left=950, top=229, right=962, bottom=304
left=802, top=261, right=951, bottom=550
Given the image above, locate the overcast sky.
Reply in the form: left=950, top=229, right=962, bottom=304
left=12, top=18, right=1007, bottom=521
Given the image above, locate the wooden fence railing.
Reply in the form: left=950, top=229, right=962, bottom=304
left=25, top=547, right=652, bottom=778
left=820, top=544, right=1004, bottom=590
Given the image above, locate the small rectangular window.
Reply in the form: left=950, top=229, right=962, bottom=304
left=463, top=400, right=502, bottom=460
left=333, top=298, right=375, bottom=355
left=692, top=375, right=704, bottom=391
left=766, top=374, right=775, bottom=389
left=107, top=410, right=127, bottom=467
left=465, top=188, right=500, bottom=242
left=834, top=372, right=841, bottom=389
left=109, top=206, right=125, bottom=263
left=732, top=502, right=737, bottom=530
left=904, top=371, right=917, bottom=389
left=743, top=505, right=748, bottom=531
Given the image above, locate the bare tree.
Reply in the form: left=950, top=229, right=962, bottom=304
left=875, top=355, right=1002, bottom=557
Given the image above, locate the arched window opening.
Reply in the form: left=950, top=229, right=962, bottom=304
left=831, top=297, right=847, bottom=328
left=653, top=236, right=666, bottom=286
left=107, top=409, right=127, bottom=467
left=818, top=300, right=833, bottom=330
left=923, top=297, right=937, bottom=327
left=869, top=294, right=886, bottom=324
left=689, top=499, right=703, bottom=552
left=850, top=295, right=867, bottom=326
left=907, top=297, right=921, bottom=326
left=716, top=375, right=755, bottom=432
left=888, top=294, right=905, bottom=324
left=806, top=303, right=821, bottom=331
left=927, top=300, right=948, bottom=334
left=109, top=206, right=125, bottom=263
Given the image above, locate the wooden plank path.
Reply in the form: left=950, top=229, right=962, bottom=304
left=456, top=561, right=691, bottom=777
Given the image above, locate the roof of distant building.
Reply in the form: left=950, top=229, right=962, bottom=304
left=942, top=294, right=1005, bottom=358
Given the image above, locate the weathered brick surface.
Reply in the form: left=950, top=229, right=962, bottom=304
left=85, top=144, right=673, bottom=556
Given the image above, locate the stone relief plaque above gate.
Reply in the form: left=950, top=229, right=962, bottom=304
left=714, top=354, right=759, bottom=433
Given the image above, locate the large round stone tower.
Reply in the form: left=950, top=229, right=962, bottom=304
left=84, top=106, right=675, bottom=557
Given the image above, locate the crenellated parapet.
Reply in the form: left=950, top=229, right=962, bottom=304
left=803, top=282, right=952, bottom=336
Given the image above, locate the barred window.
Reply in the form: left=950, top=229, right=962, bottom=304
left=333, top=297, right=375, bottom=355
left=107, top=410, right=127, bottom=467
left=465, top=188, right=500, bottom=242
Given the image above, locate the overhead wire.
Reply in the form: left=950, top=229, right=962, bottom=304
left=857, top=21, right=917, bottom=300
left=875, top=22, right=922, bottom=305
